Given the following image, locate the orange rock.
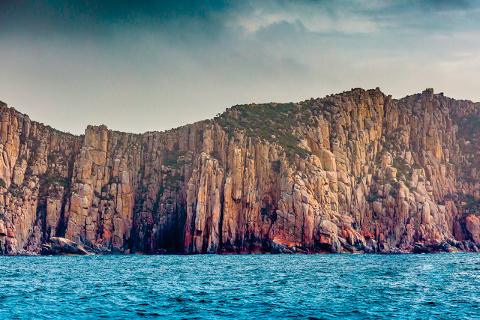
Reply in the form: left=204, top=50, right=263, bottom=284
left=362, top=230, right=374, bottom=240
left=102, top=229, right=112, bottom=240
left=0, top=221, right=6, bottom=236
left=6, top=227, right=15, bottom=238
left=465, top=215, right=480, bottom=244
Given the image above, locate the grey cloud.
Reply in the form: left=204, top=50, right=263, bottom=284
left=0, top=1, right=479, bottom=134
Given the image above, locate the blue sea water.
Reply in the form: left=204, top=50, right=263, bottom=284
left=0, top=254, right=479, bottom=319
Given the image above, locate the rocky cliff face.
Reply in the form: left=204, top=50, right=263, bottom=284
left=1, top=88, right=480, bottom=254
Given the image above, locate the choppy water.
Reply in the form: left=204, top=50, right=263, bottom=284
left=0, top=254, right=479, bottom=319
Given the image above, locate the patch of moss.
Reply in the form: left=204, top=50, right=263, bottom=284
left=366, top=193, right=379, bottom=203
left=463, top=194, right=480, bottom=214
left=355, top=176, right=363, bottom=185
left=152, top=186, right=164, bottom=213
left=457, top=113, right=480, bottom=138
left=8, top=184, right=23, bottom=198
left=393, top=156, right=413, bottom=180
left=163, top=150, right=188, bottom=168
left=139, top=185, right=149, bottom=194
left=389, top=181, right=400, bottom=198
left=412, top=163, right=422, bottom=170
left=163, top=174, right=183, bottom=192
left=271, top=160, right=281, bottom=173
left=43, top=172, right=69, bottom=188
left=109, top=176, right=121, bottom=184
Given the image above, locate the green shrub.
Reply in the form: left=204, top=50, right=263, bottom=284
left=366, top=193, right=379, bottom=203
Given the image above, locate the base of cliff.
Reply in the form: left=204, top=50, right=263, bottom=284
left=12, top=238, right=480, bottom=256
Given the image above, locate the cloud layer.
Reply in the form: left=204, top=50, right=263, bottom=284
left=1, top=0, right=479, bottom=134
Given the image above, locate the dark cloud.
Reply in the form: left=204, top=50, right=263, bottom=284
left=0, top=0, right=232, bottom=39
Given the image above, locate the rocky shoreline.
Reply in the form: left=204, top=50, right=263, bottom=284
left=9, top=237, right=478, bottom=256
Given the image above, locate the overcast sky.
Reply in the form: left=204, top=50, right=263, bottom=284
left=1, top=0, right=479, bottom=134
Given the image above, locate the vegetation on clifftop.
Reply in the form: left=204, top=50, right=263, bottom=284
left=215, top=102, right=310, bottom=159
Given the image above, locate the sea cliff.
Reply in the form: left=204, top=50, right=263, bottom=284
left=1, top=88, right=479, bottom=254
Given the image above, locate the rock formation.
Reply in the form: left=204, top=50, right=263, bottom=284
left=0, top=88, right=479, bottom=255
left=41, top=237, right=91, bottom=255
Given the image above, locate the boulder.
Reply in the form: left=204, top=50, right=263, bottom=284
left=465, top=215, right=480, bottom=244
left=41, top=237, right=91, bottom=255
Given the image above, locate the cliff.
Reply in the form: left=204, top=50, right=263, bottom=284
left=1, top=88, right=480, bottom=255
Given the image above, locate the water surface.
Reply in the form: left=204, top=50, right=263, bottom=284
left=0, top=254, right=479, bottom=319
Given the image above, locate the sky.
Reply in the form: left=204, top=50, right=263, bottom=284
left=1, top=0, right=480, bottom=134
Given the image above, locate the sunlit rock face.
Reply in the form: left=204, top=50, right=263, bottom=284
left=1, top=88, right=480, bottom=254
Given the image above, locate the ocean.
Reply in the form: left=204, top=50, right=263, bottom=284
left=0, top=254, right=478, bottom=319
